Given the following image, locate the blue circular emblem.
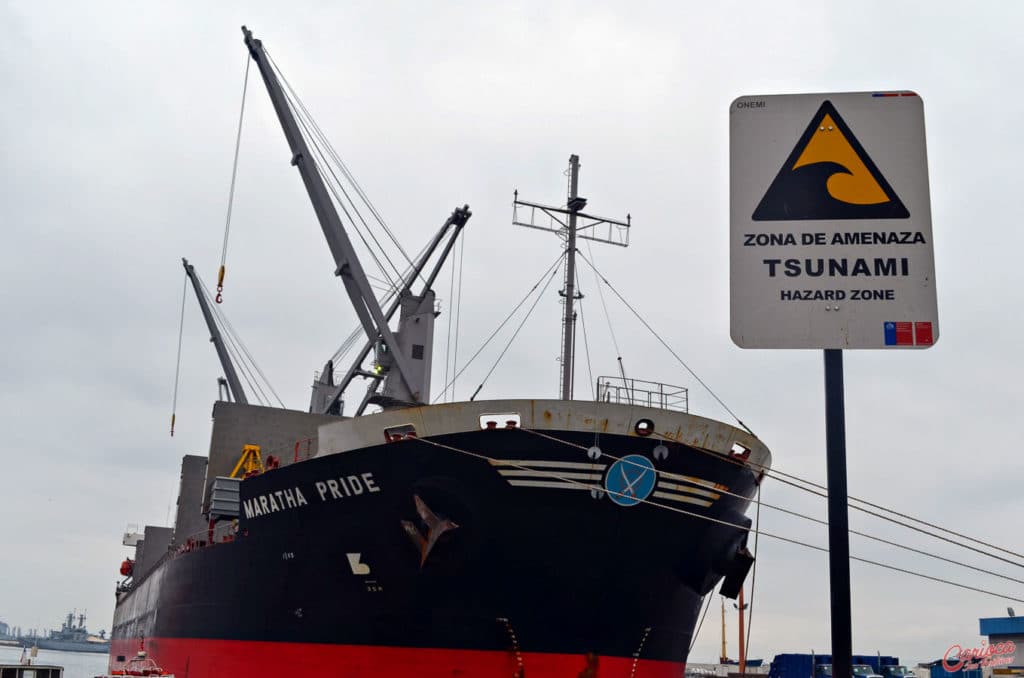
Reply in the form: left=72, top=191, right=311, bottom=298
left=604, top=454, right=657, bottom=507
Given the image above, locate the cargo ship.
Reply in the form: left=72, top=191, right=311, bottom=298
left=105, top=27, right=771, bottom=678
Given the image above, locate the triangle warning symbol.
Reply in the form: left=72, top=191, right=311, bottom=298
left=752, top=100, right=909, bottom=221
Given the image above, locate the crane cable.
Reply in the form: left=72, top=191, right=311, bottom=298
left=443, top=236, right=458, bottom=403
left=216, top=54, right=251, bottom=304
left=170, top=275, right=188, bottom=436
left=268, top=50, right=408, bottom=289
left=266, top=49, right=424, bottom=287
left=197, top=275, right=286, bottom=408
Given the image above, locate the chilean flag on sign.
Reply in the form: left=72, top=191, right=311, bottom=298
left=884, top=321, right=933, bottom=346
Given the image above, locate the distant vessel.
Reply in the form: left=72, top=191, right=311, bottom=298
left=32, top=612, right=109, bottom=654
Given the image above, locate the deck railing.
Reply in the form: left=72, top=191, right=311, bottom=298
left=596, top=376, right=689, bottom=412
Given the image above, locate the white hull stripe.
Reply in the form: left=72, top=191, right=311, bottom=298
left=507, top=480, right=595, bottom=490
left=658, top=470, right=727, bottom=491
left=498, top=470, right=604, bottom=481
left=490, top=459, right=606, bottom=470
left=652, top=490, right=713, bottom=508
left=657, top=481, right=720, bottom=500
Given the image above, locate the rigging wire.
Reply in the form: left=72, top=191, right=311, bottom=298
left=572, top=249, right=1021, bottom=567
left=469, top=258, right=563, bottom=401
left=646, top=428, right=1024, bottom=572
left=196, top=274, right=286, bottom=408
left=847, top=494, right=1024, bottom=564
left=267, top=54, right=397, bottom=287
left=577, top=299, right=596, bottom=401
left=744, top=484, right=761, bottom=662
left=443, top=239, right=457, bottom=403
left=252, top=53, right=1021, bottom=589
left=277, top=62, right=423, bottom=287
left=195, top=276, right=267, bottom=405
left=170, top=275, right=188, bottom=436
left=404, top=434, right=1024, bottom=604
left=211, top=298, right=281, bottom=407
left=577, top=250, right=753, bottom=436
left=285, top=86, right=401, bottom=288
left=518, top=425, right=1024, bottom=584
left=585, top=241, right=627, bottom=386
left=284, top=78, right=419, bottom=286
left=575, top=267, right=596, bottom=400
left=216, top=55, right=252, bottom=305
left=267, top=50, right=417, bottom=288
left=328, top=236, right=434, bottom=366
left=212, top=303, right=267, bottom=406
left=452, top=231, right=465, bottom=401
left=688, top=586, right=717, bottom=655
left=430, top=251, right=566, bottom=403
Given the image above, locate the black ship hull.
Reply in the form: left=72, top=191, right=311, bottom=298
left=111, top=407, right=763, bottom=678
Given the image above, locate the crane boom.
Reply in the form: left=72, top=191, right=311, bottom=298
left=242, top=25, right=422, bottom=403
left=182, top=258, right=248, bottom=405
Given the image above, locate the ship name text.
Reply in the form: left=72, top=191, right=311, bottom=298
left=242, top=472, right=382, bottom=520
left=314, top=473, right=381, bottom=502
left=243, top=487, right=309, bottom=519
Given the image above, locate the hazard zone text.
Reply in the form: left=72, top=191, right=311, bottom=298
left=780, top=289, right=895, bottom=301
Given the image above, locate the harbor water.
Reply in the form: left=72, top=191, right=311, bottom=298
left=0, top=645, right=107, bottom=678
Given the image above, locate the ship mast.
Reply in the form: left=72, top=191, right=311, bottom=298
left=561, top=155, right=581, bottom=401
left=242, top=26, right=449, bottom=406
left=513, top=155, right=631, bottom=399
left=721, top=598, right=728, bottom=663
left=182, top=258, right=247, bottom=405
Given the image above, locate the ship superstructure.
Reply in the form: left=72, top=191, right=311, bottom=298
left=106, top=27, right=770, bottom=678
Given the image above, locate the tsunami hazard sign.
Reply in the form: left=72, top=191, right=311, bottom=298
left=730, top=91, right=937, bottom=349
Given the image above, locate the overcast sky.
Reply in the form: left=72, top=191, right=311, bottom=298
left=2, top=0, right=1022, bottom=666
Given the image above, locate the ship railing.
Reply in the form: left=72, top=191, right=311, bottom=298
left=116, top=521, right=240, bottom=596
left=595, top=376, right=688, bottom=412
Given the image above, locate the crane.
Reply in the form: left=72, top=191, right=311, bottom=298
left=182, top=258, right=247, bottom=405
left=242, top=26, right=470, bottom=410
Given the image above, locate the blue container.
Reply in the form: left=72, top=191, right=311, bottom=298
left=929, top=665, right=982, bottom=678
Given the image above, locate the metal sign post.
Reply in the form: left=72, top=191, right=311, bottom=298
left=730, top=91, right=936, bottom=678
left=824, top=348, right=852, bottom=678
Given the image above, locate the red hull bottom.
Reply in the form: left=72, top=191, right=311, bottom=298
left=110, top=638, right=686, bottom=677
